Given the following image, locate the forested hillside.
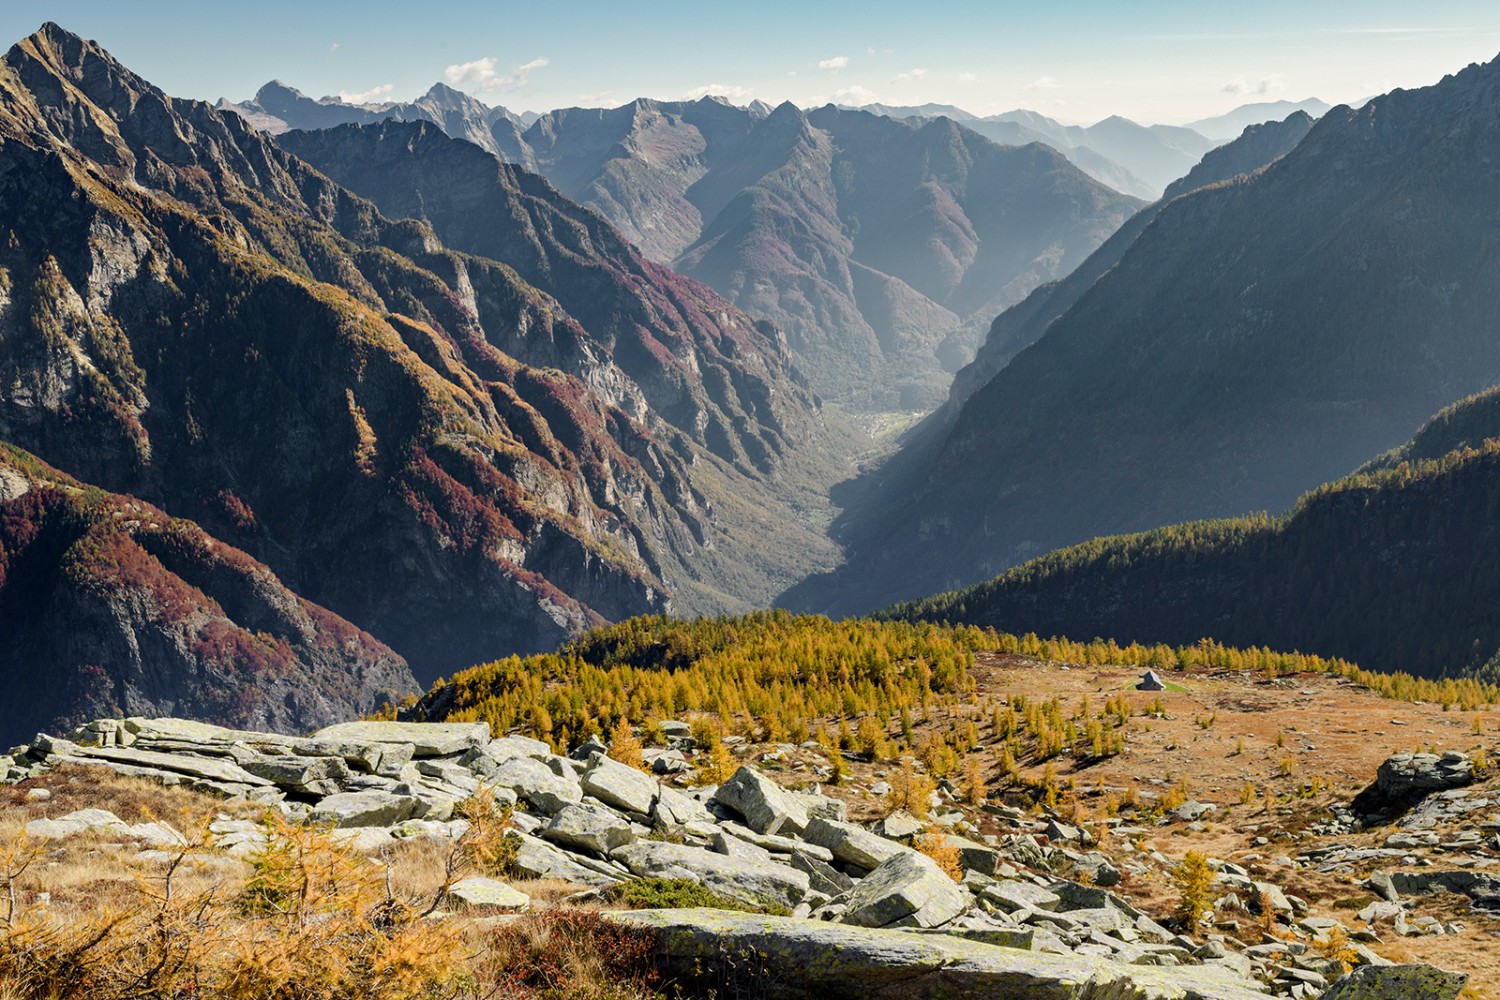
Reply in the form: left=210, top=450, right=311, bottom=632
left=887, top=387, right=1500, bottom=680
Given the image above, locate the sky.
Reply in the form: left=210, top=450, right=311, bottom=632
left=6, top=1, right=1500, bottom=125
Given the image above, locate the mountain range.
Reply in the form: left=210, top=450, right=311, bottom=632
left=887, top=384, right=1500, bottom=682
left=846, top=103, right=1244, bottom=200
left=227, top=84, right=1146, bottom=410
left=0, top=22, right=843, bottom=734
left=788, top=52, right=1500, bottom=614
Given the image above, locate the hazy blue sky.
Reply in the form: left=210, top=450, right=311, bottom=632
left=6, top=1, right=1500, bottom=124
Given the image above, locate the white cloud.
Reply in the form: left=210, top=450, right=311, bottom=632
left=830, top=84, right=878, bottom=106
left=575, top=90, right=613, bottom=105
left=1222, top=73, right=1287, bottom=96
left=1026, top=75, right=1060, bottom=90
left=893, top=67, right=928, bottom=82
left=957, top=71, right=977, bottom=83
left=444, top=55, right=550, bottom=92
left=329, top=42, right=341, bottom=52
left=684, top=83, right=755, bottom=103
left=818, top=55, right=849, bottom=71
left=338, top=83, right=394, bottom=104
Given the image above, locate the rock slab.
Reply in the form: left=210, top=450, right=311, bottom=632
left=608, top=908, right=1271, bottom=1000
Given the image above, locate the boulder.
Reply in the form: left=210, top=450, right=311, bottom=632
left=1319, top=964, right=1466, bottom=1000
left=329, top=827, right=396, bottom=852
left=878, top=810, right=926, bottom=840
left=607, top=908, right=1271, bottom=999
left=1375, top=753, right=1474, bottom=801
left=652, top=785, right=715, bottom=827
left=714, top=831, right=776, bottom=863
left=509, top=832, right=619, bottom=887
left=841, top=851, right=969, bottom=929
left=448, top=877, right=530, bottom=912
left=35, top=738, right=274, bottom=788
left=288, top=738, right=385, bottom=772
left=942, top=834, right=1003, bottom=876
left=308, top=791, right=421, bottom=828
left=241, top=755, right=351, bottom=794
left=542, top=802, right=637, bottom=855
left=981, top=880, right=1061, bottom=913
left=790, top=850, right=854, bottom=896
left=612, top=840, right=809, bottom=909
left=311, top=721, right=490, bottom=758
left=802, top=816, right=913, bottom=869
left=485, top=756, right=583, bottom=814
left=712, top=767, right=810, bottom=836
left=581, top=753, right=658, bottom=816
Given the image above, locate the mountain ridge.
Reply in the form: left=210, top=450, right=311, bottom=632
left=787, top=52, right=1500, bottom=614
left=227, top=86, right=1145, bottom=410
left=0, top=22, right=838, bottom=696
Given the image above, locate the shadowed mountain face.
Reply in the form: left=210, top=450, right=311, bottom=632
left=947, top=110, right=1318, bottom=413
left=230, top=91, right=1143, bottom=410
left=788, top=54, right=1500, bottom=614
left=885, top=385, right=1500, bottom=682
left=0, top=23, right=837, bottom=693
left=0, top=445, right=418, bottom=744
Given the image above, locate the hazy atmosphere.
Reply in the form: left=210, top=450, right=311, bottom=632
left=4, top=0, right=1499, bottom=122
left=6, top=3, right=1500, bottom=997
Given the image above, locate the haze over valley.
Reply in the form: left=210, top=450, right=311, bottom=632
left=5, top=5, right=1500, bottom=996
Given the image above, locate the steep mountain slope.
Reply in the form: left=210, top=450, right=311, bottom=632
left=277, top=120, right=811, bottom=478
left=0, top=443, right=417, bottom=744
left=0, top=23, right=833, bottom=687
left=886, top=386, right=1500, bottom=681
left=239, top=90, right=1142, bottom=410
left=791, top=55, right=1500, bottom=613
left=668, top=105, right=1144, bottom=408
left=948, top=110, right=1318, bottom=411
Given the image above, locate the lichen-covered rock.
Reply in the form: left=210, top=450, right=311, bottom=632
left=840, top=851, right=970, bottom=929
left=981, top=880, right=1061, bottom=913
left=612, top=840, right=810, bottom=909
left=509, top=832, right=620, bottom=887
left=311, top=722, right=491, bottom=758
left=308, top=790, right=421, bottom=828
left=581, top=753, right=658, bottom=816
left=712, top=766, right=810, bottom=836
left=484, top=755, right=583, bottom=814
left=802, top=816, right=913, bottom=869
left=1319, top=964, right=1466, bottom=1000
left=542, top=802, right=637, bottom=854
left=448, top=877, right=530, bottom=912
left=606, top=908, right=1271, bottom=999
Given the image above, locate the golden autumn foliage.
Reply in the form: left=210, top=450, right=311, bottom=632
left=915, top=829, right=964, bottom=883
left=0, top=785, right=661, bottom=1000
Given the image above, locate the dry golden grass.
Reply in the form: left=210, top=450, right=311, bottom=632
left=0, top=767, right=663, bottom=1000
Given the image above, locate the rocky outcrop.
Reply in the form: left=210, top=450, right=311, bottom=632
left=607, top=908, right=1270, bottom=1000
left=1375, top=753, right=1475, bottom=801
left=5, top=715, right=1472, bottom=996
left=1319, top=965, right=1466, bottom=1000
